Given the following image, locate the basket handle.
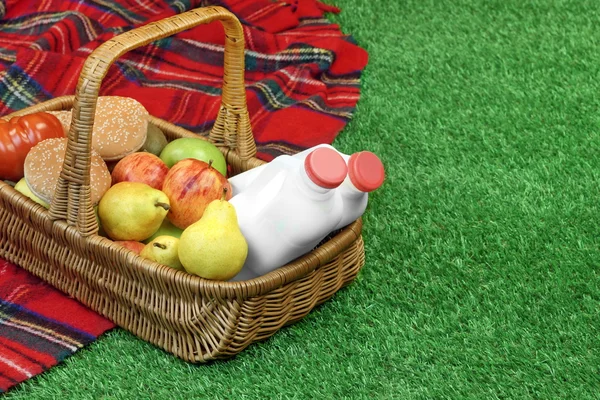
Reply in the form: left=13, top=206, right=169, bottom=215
left=48, top=6, right=256, bottom=236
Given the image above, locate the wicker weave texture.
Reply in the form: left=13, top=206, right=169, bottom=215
left=0, top=7, right=365, bottom=362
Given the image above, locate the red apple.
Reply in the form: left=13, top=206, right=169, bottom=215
left=114, top=240, right=145, bottom=254
left=162, top=158, right=232, bottom=229
left=111, top=152, right=169, bottom=190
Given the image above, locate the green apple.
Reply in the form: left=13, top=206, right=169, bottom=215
left=14, top=178, right=49, bottom=208
left=159, top=137, right=227, bottom=176
left=143, top=219, right=183, bottom=244
left=141, top=236, right=185, bottom=271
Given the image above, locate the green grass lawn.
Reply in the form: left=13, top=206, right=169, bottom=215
left=6, top=0, right=600, bottom=398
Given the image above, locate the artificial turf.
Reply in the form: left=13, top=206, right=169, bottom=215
left=5, top=0, right=600, bottom=398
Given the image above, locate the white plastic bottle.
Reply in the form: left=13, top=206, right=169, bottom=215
left=229, top=147, right=348, bottom=278
left=228, top=144, right=385, bottom=231
left=228, top=144, right=335, bottom=195
left=333, top=151, right=385, bottom=230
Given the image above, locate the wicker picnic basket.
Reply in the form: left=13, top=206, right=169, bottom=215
left=0, top=6, right=365, bottom=362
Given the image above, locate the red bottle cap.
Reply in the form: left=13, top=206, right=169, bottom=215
left=347, top=151, right=385, bottom=192
left=304, top=147, right=347, bottom=189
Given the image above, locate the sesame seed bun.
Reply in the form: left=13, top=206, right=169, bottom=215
left=45, top=96, right=148, bottom=161
left=92, top=96, right=148, bottom=161
left=23, top=137, right=112, bottom=206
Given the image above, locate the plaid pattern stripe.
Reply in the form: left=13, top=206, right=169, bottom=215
left=0, top=260, right=116, bottom=392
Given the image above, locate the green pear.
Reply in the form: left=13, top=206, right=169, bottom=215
left=98, top=182, right=170, bottom=241
left=142, top=123, right=168, bottom=156
left=143, top=218, right=183, bottom=244
left=178, top=194, right=248, bottom=280
left=141, top=236, right=184, bottom=271
left=14, top=178, right=49, bottom=208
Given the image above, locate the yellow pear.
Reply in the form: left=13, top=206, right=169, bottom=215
left=16, top=178, right=108, bottom=237
left=14, top=178, right=49, bottom=208
left=98, top=182, right=170, bottom=241
left=141, top=236, right=185, bottom=271
left=178, top=194, right=248, bottom=280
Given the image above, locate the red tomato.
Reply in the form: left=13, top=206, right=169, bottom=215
left=0, top=112, right=65, bottom=181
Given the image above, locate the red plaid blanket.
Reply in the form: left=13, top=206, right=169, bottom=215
left=0, top=0, right=368, bottom=160
left=0, top=0, right=368, bottom=392
left=0, top=260, right=115, bottom=391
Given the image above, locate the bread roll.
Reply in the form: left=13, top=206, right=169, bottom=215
left=45, top=96, right=148, bottom=161
left=92, top=96, right=148, bottom=161
left=23, top=137, right=111, bottom=205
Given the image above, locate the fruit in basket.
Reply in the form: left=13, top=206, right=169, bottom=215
left=141, top=236, right=184, bottom=271
left=162, top=158, right=232, bottom=229
left=143, top=219, right=183, bottom=244
left=114, top=240, right=145, bottom=254
left=0, top=111, right=65, bottom=181
left=142, top=123, right=168, bottom=156
left=14, top=178, right=49, bottom=208
left=94, top=206, right=108, bottom=237
left=98, top=182, right=170, bottom=241
left=178, top=193, right=247, bottom=280
left=159, top=137, right=227, bottom=176
left=111, top=152, right=169, bottom=190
